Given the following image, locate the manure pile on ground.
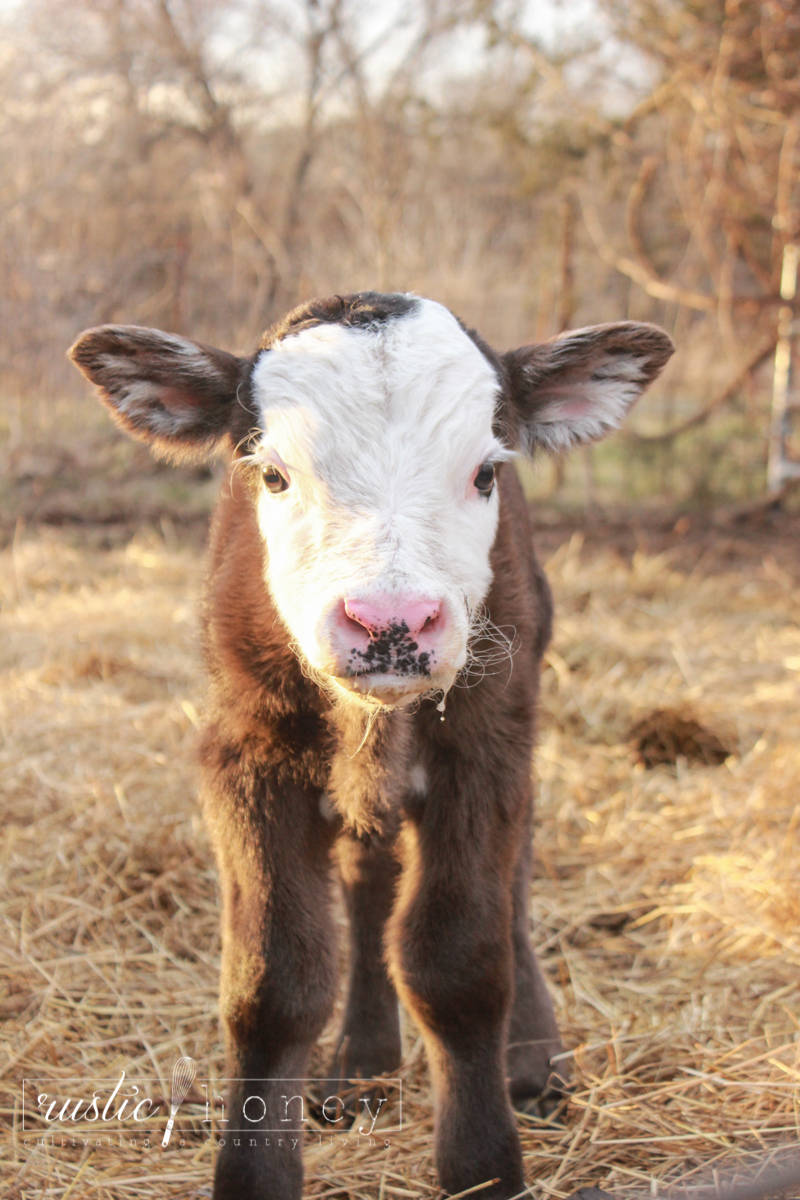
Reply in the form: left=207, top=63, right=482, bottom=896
left=1, top=521, right=799, bottom=1199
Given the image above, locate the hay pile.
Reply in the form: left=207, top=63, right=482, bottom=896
left=1, top=521, right=799, bottom=1199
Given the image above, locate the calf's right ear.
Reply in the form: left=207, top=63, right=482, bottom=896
left=68, top=325, right=250, bottom=461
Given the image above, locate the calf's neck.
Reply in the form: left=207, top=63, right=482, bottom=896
left=70, top=292, right=673, bottom=1199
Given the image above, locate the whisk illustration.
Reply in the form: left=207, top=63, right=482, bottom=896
left=161, top=1056, right=197, bottom=1147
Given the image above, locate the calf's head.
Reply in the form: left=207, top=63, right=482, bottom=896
left=69, top=292, right=673, bottom=708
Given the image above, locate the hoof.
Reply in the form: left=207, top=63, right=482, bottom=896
left=309, top=1071, right=399, bottom=1130
left=513, top=1086, right=569, bottom=1123
left=568, top=1190, right=617, bottom=1200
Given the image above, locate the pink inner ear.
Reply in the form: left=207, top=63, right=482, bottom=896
left=555, top=397, right=592, bottom=418
left=159, top=385, right=203, bottom=411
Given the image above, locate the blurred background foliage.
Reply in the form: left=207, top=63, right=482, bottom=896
left=1, top=0, right=799, bottom=522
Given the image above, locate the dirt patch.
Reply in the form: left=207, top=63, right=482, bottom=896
left=629, top=708, right=731, bottom=769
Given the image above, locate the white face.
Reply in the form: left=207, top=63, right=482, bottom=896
left=74, top=303, right=674, bottom=709
left=249, top=299, right=510, bottom=708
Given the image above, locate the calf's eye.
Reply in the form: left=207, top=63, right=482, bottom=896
left=262, top=465, right=289, bottom=494
left=474, top=461, right=496, bottom=497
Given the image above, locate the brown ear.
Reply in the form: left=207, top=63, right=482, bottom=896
left=502, top=322, right=675, bottom=453
left=68, top=325, right=250, bottom=462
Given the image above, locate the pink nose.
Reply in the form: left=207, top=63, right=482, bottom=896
left=344, top=596, right=442, bottom=639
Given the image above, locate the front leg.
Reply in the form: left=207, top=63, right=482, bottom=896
left=507, top=788, right=568, bottom=1114
left=204, top=762, right=338, bottom=1200
left=328, top=831, right=402, bottom=1086
left=385, top=781, right=525, bottom=1200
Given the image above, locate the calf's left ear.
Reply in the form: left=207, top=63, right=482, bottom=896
left=68, top=325, right=250, bottom=462
left=502, top=321, right=675, bottom=454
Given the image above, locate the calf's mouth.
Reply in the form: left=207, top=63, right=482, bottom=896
left=345, top=620, right=434, bottom=680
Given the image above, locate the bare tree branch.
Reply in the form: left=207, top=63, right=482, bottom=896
left=579, top=189, right=717, bottom=312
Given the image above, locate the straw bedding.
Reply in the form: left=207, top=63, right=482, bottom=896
left=1, top=518, right=798, bottom=1199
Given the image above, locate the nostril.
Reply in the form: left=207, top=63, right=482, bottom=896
left=342, top=596, right=445, bottom=640
left=345, top=614, right=372, bottom=640
left=343, top=600, right=377, bottom=637
left=409, top=603, right=441, bottom=637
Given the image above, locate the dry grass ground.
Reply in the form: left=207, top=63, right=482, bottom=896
left=1, top=514, right=799, bottom=1199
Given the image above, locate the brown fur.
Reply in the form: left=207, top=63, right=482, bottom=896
left=200, top=462, right=562, bottom=1200
left=68, top=292, right=675, bottom=1200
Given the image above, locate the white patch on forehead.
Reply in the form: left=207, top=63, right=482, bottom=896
left=251, top=298, right=503, bottom=495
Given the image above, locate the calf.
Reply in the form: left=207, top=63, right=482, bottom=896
left=70, top=292, right=673, bottom=1200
